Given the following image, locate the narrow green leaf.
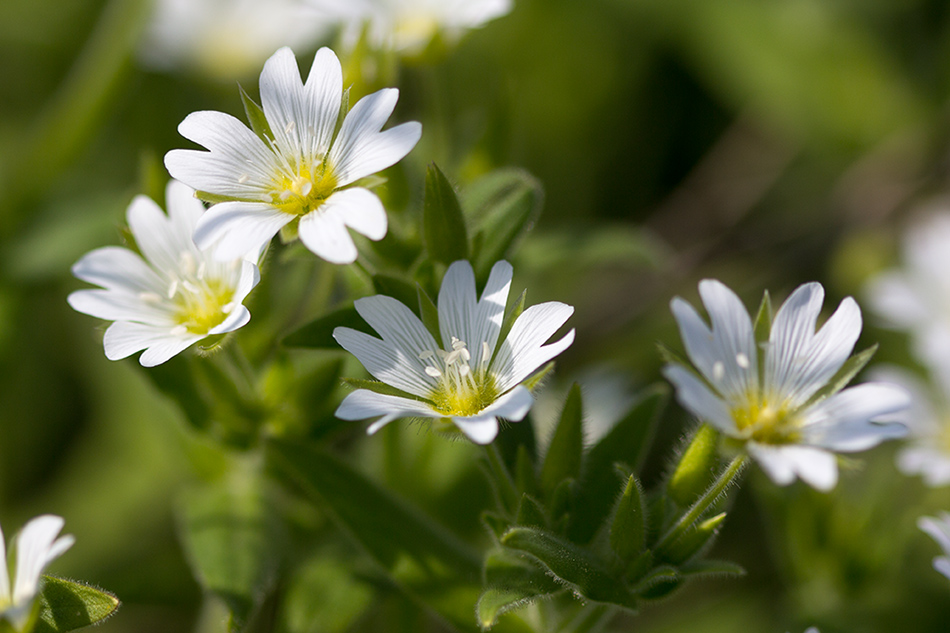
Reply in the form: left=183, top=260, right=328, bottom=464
left=679, top=559, right=746, bottom=579
left=501, top=527, right=633, bottom=609
left=178, top=465, right=281, bottom=631
left=610, top=475, right=646, bottom=563
left=802, top=344, right=878, bottom=409
left=482, top=511, right=511, bottom=541
left=634, top=565, right=681, bottom=600
left=522, top=362, right=555, bottom=392
left=516, top=494, right=547, bottom=528
left=35, top=576, right=120, bottom=633
left=479, top=548, right=562, bottom=629
left=540, top=384, right=584, bottom=495
left=195, top=190, right=239, bottom=205
left=477, top=588, right=543, bottom=631
left=548, top=478, right=575, bottom=527
left=283, top=306, right=375, bottom=348
left=463, top=169, right=544, bottom=284
left=492, top=290, right=526, bottom=364
left=657, top=512, right=726, bottom=565
left=667, top=424, right=720, bottom=506
left=570, top=385, right=668, bottom=543
left=752, top=290, right=772, bottom=346
left=373, top=274, right=419, bottom=316
left=417, top=284, right=442, bottom=341
left=239, top=85, right=274, bottom=142
left=423, top=163, right=469, bottom=264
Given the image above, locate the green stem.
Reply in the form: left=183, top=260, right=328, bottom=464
left=654, top=454, right=747, bottom=553
left=485, top=443, right=519, bottom=515
left=561, top=604, right=614, bottom=633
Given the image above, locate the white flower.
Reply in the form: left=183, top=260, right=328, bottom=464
left=663, top=280, right=909, bottom=491
left=865, top=211, right=950, bottom=387
left=68, top=180, right=260, bottom=367
left=919, top=512, right=950, bottom=581
left=139, top=0, right=330, bottom=80
left=333, top=260, right=574, bottom=444
left=311, top=0, right=512, bottom=55
left=867, top=367, right=950, bottom=487
left=0, top=515, right=74, bottom=631
left=164, top=46, right=422, bottom=264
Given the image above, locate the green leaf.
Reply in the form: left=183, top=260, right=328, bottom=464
left=752, top=290, right=772, bottom=346
left=177, top=463, right=282, bottom=631
left=570, top=385, right=668, bottom=543
left=548, top=478, right=575, bottom=527
left=463, top=169, right=544, bottom=284
left=493, top=290, right=526, bottom=363
left=516, top=494, right=547, bottom=528
left=610, top=475, right=646, bottom=563
left=417, top=284, right=442, bottom=341
left=195, top=190, right=240, bottom=205
left=239, top=85, right=274, bottom=142
left=267, top=440, right=487, bottom=632
left=501, top=527, right=634, bottom=609
left=522, top=362, right=555, bottom=392
left=478, top=549, right=561, bottom=629
left=802, top=344, right=878, bottom=409
left=514, top=445, right=537, bottom=498
left=373, top=275, right=420, bottom=316
left=634, top=565, right=681, bottom=600
left=34, top=576, right=120, bottom=633
left=667, top=424, right=720, bottom=507
left=423, top=163, right=469, bottom=265
left=540, top=384, right=584, bottom=495
left=658, top=512, right=726, bottom=565
left=679, top=559, right=746, bottom=579
left=476, top=588, right=542, bottom=631
left=283, top=306, right=375, bottom=348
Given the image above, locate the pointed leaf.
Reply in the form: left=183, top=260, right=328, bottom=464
left=492, top=290, right=526, bottom=364
left=667, top=424, right=720, bottom=507
left=463, top=169, right=544, bottom=284
left=479, top=548, right=562, bottom=629
left=658, top=513, right=726, bottom=566
left=548, top=478, right=575, bottom=527
left=240, top=85, right=274, bottom=142
left=610, top=475, right=646, bottom=563
left=540, top=384, right=584, bottom=495
left=753, top=290, right=772, bottom=346
left=522, top=362, right=555, bottom=392
left=679, top=559, right=746, bottom=579
left=423, top=163, right=469, bottom=265
left=283, top=306, right=375, bottom=348
left=514, top=445, right=537, bottom=498
left=34, top=577, right=120, bottom=633
left=417, top=284, right=442, bottom=341
left=570, top=385, right=668, bottom=543
left=500, top=527, right=634, bottom=608
left=802, top=344, right=878, bottom=409
left=477, top=588, right=543, bottom=631
left=516, top=494, right=547, bottom=528
left=634, top=565, right=681, bottom=600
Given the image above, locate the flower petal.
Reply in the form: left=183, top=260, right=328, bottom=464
left=747, top=443, right=838, bottom=491
left=438, top=260, right=512, bottom=368
left=865, top=272, right=931, bottom=329
left=765, top=284, right=861, bottom=407
left=67, top=289, right=175, bottom=326
left=12, top=515, right=74, bottom=606
left=799, top=382, right=909, bottom=452
left=492, top=301, right=574, bottom=392
left=127, top=192, right=189, bottom=275
left=260, top=47, right=341, bottom=165
left=103, top=321, right=200, bottom=366
left=919, top=513, right=950, bottom=555
left=70, top=246, right=166, bottom=294
left=335, top=389, right=440, bottom=434
left=662, top=364, right=737, bottom=434
left=329, top=88, right=421, bottom=186
left=0, top=521, right=8, bottom=604
left=671, top=280, right=758, bottom=403
left=298, top=188, right=387, bottom=263
left=193, top=201, right=292, bottom=261
left=451, top=385, right=534, bottom=444
left=165, top=110, right=279, bottom=198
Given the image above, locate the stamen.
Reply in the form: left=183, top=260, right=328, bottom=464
left=284, top=120, right=296, bottom=134
left=425, top=366, right=442, bottom=377
left=418, top=350, right=435, bottom=360
left=736, top=353, right=750, bottom=369
left=238, top=173, right=249, bottom=184
left=482, top=341, right=491, bottom=363
left=712, top=361, right=725, bottom=381
left=279, top=190, right=293, bottom=202
left=167, top=279, right=180, bottom=299
left=138, top=292, right=162, bottom=303
left=171, top=325, right=188, bottom=336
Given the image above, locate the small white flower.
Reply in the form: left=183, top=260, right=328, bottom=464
left=919, top=512, right=950, bottom=581
left=139, top=0, right=331, bottom=80
left=68, top=180, right=260, bottom=367
left=164, top=46, right=422, bottom=264
left=0, top=515, right=74, bottom=631
left=663, top=280, right=909, bottom=491
left=865, top=210, right=950, bottom=387
left=311, top=0, right=512, bottom=55
left=868, top=367, right=950, bottom=487
left=333, top=260, right=574, bottom=444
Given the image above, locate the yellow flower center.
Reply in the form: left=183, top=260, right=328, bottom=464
left=273, top=162, right=338, bottom=216
left=420, top=338, right=499, bottom=417
left=731, top=395, right=801, bottom=444
left=141, top=253, right=238, bottom=336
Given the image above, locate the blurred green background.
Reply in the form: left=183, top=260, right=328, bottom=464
left=3, top=0, right=950, bottom=631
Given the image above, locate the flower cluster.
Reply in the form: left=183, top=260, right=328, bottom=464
left=663, top=280, right=909, bottom=491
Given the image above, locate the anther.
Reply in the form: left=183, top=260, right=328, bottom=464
left=712, top=361, right=725, bottom=381
left=425, top=366, right=442, bottom=377
left=736, top=353, right=750, bottom=369
left=171, top=325, right=188, bottom=336
left=238, top=173, right=249, bottom=184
